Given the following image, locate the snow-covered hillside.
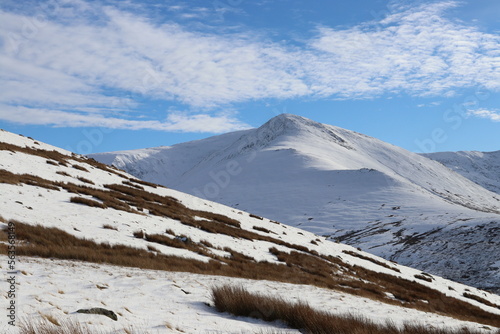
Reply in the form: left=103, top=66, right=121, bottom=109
left=2, top=129, right=500, bottom=333
left=423, top=150, right=500, bottom=195
left=90, top=114, right=500, bottom=291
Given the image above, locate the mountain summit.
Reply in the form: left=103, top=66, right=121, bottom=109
left=91, top=114, right=500, bottom=291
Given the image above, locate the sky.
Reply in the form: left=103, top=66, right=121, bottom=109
left=0, top=0, right=499, bottom=154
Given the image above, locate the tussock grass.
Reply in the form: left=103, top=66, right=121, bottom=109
left=212, top=285, right=500, bottom=334
left=70, top=197, right=107, bottom=209
left=19, top=317, right=150, bottom=334
left=72, top=165, right=89, bottom=172
left=122, top=180, right=144, bottom=190
left=463, top=292, right=500, bottom=310
left=77, top=177, right=95, bottom=185
left=0, top=141, right=124, bottom=177
left=253, top=226, right=271, bottom=233
left=102, top=224, right=118, bottom=231
left=342, top=250, right=401, bottom=273
left=20, top=317, right=95, bottom=334
left=414, top=274, right=434, bottom=282
left=128, top=177, right=159, bottom=188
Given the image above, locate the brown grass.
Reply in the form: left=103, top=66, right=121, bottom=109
left=77, top=177, right=95, bottom=185
left=70, top=197, right=107, bottom=209
left=128, top=177, right=159, bottom=188
left=19, top=317, right=149, bottom=334
left=72, top=164, right=89, bottom=172
left=342, top=250, right=401, bottom=273
left=122, top=180, right=144, bottom=190
left=212, top=285, right=500, bottom=334
left=5, top=218, right=499, bottom=329
left=463, top=292, right=500, bottom=310
left=253, top=226, right=271, bottom=233
left=102, top=224, right=118, bottom=231
left=414, top=274, right=434, bottom=282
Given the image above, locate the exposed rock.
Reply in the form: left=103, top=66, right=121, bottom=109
left=76, top=307, right=118, bottom=321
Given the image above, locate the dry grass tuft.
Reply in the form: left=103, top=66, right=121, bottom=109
left=463, top=292, right=500, bottom=310
left=72, top=165, right=89, bottom=172
left=212, top=285, right=500, bottom=334
left=253, top=226, right=271, bottom=233
left=77, top=177, right=95, bottom=185
left=70, top=197, right=107, bottom=209
left=102, top=224, right=118, bottom=231
left=19, top=316, right=149, bottom=334
left=414, top=274, right=434, bottom=282
left=342, top=250, right=401, bottom=273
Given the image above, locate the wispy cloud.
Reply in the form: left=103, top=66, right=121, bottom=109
left=0, top=0, right=499, bottom=131
left=468, top=108, right=500, bottom=122
left=306, top=1, right=500, bottom=98
left=0, top=104, right=250, bottom=132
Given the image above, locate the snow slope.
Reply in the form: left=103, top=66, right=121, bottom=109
left=2, top=256, right=498, bottom=334
left=423, top=150, right=500, bottom=195
left=2, top=129, right=500, bottom=333
left=90, top=114, right=500, bottom=291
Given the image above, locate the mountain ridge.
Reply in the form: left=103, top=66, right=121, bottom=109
left=423, top=150, right=500, bottom=195
left=90, top=115, right=500, bottom=291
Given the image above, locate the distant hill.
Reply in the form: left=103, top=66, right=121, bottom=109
left=423, top=150, right=500, bottom=195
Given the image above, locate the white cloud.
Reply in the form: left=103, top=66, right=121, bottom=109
left=306, top=2, right=500, bottom=98
left=468, top=109, right=500, bottom=122
left=0, top=104, right=250, bottom=132
left=0, top=0, right=499, bottom=131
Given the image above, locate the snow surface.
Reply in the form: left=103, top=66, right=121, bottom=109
left=1, top=128, right=500, bottom=333
left=89, top=114, right=500, bottom=291
left=1, top=256, right=498, bottom=334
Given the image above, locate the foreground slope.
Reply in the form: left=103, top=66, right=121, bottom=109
left=1, top=129, right=500, bottom=333
left=423, top=150, right=500, bottom=195
left=91, top=114, right=500, bottom=291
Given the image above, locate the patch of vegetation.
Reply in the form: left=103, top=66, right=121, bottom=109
left=463, top=292, right=500, bottom=310
left=72, top=164, right=89, bottom=172
left=253, top=226, right=271, bottom=233
left=342, top=250, right=401, bottom=273
left=70, top=197, right=107, bottom=209
left=414, top=274, right=433, bottom=283
left=77, top=176, right=95, bottom=185
left=102, top=224, right=118, bottom=231
left=212, top=285, right=499, bottom=334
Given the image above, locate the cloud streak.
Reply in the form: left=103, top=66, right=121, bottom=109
left=468, top=108, right=500, bottom=122
left=0, top=0, right=499, bottom=131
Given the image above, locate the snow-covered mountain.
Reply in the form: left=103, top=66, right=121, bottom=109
left=91, top=114, right=500, bottom=291
left=2, top=129, right=500, bottom=333
left=423, top=150, right=500, bottom=195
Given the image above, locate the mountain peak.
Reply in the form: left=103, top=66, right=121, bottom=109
left=266, top=113, right=317, bottom=130
left=259, top=113, right=351, bottom=149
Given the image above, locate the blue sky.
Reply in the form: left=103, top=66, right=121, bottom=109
left=0, top=0, right=498, bottom=154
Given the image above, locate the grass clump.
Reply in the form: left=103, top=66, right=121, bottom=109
left=212, top=285, right=500, bottom=334
left=70, top=197, right=107, bottom=209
